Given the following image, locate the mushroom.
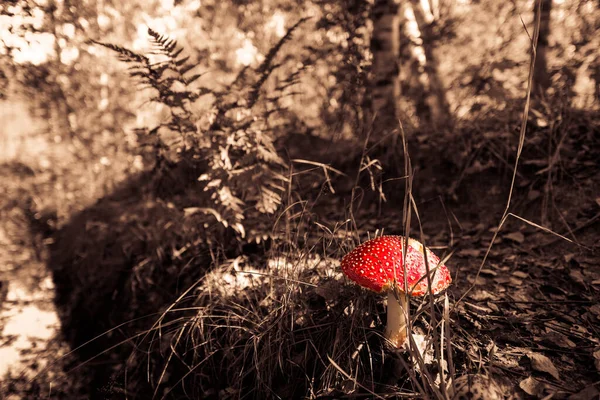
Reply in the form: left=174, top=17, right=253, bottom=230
left=340, top=235, right=451, bottom=347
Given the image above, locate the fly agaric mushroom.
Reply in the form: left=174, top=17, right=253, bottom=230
left=340, top=235, right=451, bottom=347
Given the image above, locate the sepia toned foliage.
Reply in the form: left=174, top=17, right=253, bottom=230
left=1, top=0, right=600, bottom=399
left=93, top=21, right=310, bottom=238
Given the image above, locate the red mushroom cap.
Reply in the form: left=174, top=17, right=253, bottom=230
left=340, top=236, right=451, bottom=296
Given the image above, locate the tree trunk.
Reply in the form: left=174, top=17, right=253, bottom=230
left=369, top=0, right=402, bottom=144
left=48, top=0, right=76, bottom=139
left=533, top=0, right=552, bottom=97
left=408, top=0, right=452, bottom=129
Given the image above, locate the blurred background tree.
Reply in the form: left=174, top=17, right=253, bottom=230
left=533, top=0, right=553, bottom=97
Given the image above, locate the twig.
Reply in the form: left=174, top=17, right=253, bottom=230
left=536, top=211, right=600, bottom=248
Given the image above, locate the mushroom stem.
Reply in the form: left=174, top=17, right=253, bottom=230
left=384, top=290, right=408, bottom=347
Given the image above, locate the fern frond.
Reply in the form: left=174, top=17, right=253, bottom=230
left=247, top=17, right=310, bottom=108
left=228, top=65, right=251, bottom=91
left=146, top=28, right=204, bottom=88
left=148, top=28, right=178, bottom=55
left=186, top=72, right=209, bottom=85
left=90, top=40, right=149, bottom=65
left=257, top=17, right=310, bottom=76
left=96, top=24, right=305, bottom=238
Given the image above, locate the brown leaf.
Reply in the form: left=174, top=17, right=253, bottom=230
left=504, top=231, right=525, bottom=244
left=519, top=376, right=545, bottom=397
left=571, top=324, right=591, bottom=337
left=529, top=353, right=560, bottom=380
left=593, top=349, right=600, bottom=373
left=513, top=271, right=528, bottom=279
left=569, top=269, right=586, bottom=285
left=509, top=277, right=523, bottom=286
left=569, top=385, right=600, bottom=400
left=465, top=301, right=493, bottom=315
left=458, top=248, right=481, bottom=257
left=589, top=304, right=600, bottom=318
left=469, top=289, right=496, bottom=301
left=480, top=268, right=497, bottom=276
left=543, top=331, right=577, bottom=349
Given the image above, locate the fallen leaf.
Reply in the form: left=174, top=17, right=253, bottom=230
left=504, top=231, right=525, bottom=244
left=529, top=353, right=560, bottom=380
left=513, top=271, right=528, bottom=279
left=480, top=268, right=497, bottom=276
left=569, top=385, right=600, bottom=400
left=520, top=376, right=545, bottom=397
left=474, top=223, right=486, bottom=231
left=469, top=289, right=496, bottom=301
left=571, top=325, right=591, bottom=337
left=543, top=331, right=577, bottom=349
left=589, top=305, right=600, bottom=318
left=465, top=301, right=493, bottom=315
left=458, top=248, right=481, bottom=257
left=467, top=275, right=487, bottom=286
left=593, top=349, right=600, bottom=372
left=509, top=277, right=523, bottom=286
left=487, top=302, right=500, bottom=312
left=569, top=269, right=586, bottom=285
left=560, top=353, right=575, bottom=367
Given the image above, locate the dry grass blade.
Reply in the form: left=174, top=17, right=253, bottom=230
left=392, top=118, right=454, bottom=399
left=537, top=210, right=600, bottom=248
left=326, top=355, right=386, bottom=400
left=239, top=269, right=318, bottom=288
left=292, top=158, right=347, bottom=194
left=458, top=0, right=549, bottom=304
left=443, top=295, right=455, bottom=394
left=348, top=117, right=376, bottom=237
left=23, top=313, right=169, bottom=385
left=291, top=159, right=346, bottom=177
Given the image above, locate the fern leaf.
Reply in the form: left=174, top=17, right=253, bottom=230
left=148, top=28, right=180, bottom=57
left=256, top=17, right=310, bottom=75
left=90, top=40, right=149, bottom=65
left=179, top=63, right=196, bottom=76
left=185, top=73, right=204, bottom=85
left=175, top=55, right=190, bottom=67
left=171, top=47, right=184, bottom=59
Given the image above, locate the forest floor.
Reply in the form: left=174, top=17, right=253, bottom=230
left=0, top=99, right=135, bottom=398
left=0, top=97, right=599, bottom=399
left=0, top=161, right=77, bottom=399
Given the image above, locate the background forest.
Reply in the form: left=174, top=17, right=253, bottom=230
left=1, top=0, right=599, bottom=398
